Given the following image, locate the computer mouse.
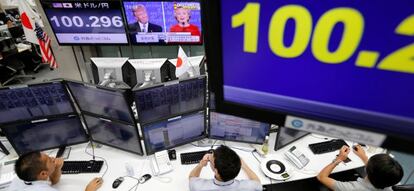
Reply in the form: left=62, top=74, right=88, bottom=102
left=112, top=177, right=124, bottom=189
left=139, top=174, right=151, bottom=184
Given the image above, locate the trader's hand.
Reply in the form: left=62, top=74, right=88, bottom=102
left=54, top=157, right=64, bottom=170
left=336, top=146, right=350, bottom=162
left=85, top=177, right=103, bottom=191
left=199, top=154, right=211, bottom=167
left=353, top=144, right=367, bottom=159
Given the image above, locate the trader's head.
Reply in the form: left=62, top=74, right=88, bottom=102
left=210, top=145, right=241, bottom=182
left=366, top=154, right=403, bottom=189
left=174, top=6, right=191, bottom=25
left=132, top=4, right=149, bottom=24
left=15, top=152, right=56, bottom=182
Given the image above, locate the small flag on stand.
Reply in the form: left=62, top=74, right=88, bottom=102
left=18, top=0, right=58, bottom=68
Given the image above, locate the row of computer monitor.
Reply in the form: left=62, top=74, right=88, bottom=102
left=2, top=111, right=307, bottom=156
left=90, top=56, right=206, bottom=88
left=0, top=76, right=206, bottom=125
left=0, top=76, right=274, bottom=156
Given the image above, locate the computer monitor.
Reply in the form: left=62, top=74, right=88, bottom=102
left=142, top=111, right=206, bottom=155
left=169, top=55, right=205, bottom=78
left=209, top=111, right=270, bottom=144
left=126, top=58, right=176, bottom=88
left=1, top=115, right=89, bottom=155
left=41, top=0, right=128, bottom=45
left=204, top=0, right=414, bottom=152
left=274, top=127, right=309, bottom=151
left=90, top=57, right=129, bottom=85
left=122, top=1, right=203, bottom=45
left=133, top=76, right=206, bottom=124
left=83, top=114, right=143, bottom=155
left=66, top=80, right=135, bottom=124
left=0, top=81, right=76, bottom=124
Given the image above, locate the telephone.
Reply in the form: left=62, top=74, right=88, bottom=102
left=284, top=146, right=310, bottom=169
left=150, top=150, right=173, bottom=176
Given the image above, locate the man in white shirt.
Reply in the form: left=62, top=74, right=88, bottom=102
left=189, top=145, right=262, bottom=191
left=8, top=152, right=103, bottom=191
left=317, top=145, right=403, bottom=191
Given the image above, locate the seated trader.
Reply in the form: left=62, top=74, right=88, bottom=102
left=317, top=145, right=403, bottom=191
left=189, top=145, right=262, bottom=191
left=8, top=152, right=103, bottom=191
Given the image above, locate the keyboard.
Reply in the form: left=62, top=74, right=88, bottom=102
left=61, top=160, right=103, bottom=174
left=180, top=150, right=210, bottom=165
left=308, top=139, right=349, bottom=154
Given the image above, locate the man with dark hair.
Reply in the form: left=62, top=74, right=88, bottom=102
left=317, top=145, right=404, bottom=191
left=189, top=145, right=262, bottom=191
left=128, top=4, right=162, bottom=33
left=8, top=152, right=103, bottom=191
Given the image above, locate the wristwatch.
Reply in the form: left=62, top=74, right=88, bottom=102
left=332, top=158, right=341, bottom=165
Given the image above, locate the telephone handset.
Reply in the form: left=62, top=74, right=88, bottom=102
left=284, top=146, right=310, bottom=169
left=151, top=150, right=173, bottom=176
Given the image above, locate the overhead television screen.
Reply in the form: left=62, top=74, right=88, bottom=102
left=123, top=0, right=202, bottom=45
left=41, top=0, right=128, bottom=45
left=205, top=0, right=414, bottom=150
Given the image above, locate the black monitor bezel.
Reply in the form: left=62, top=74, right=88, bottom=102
left=0, top=115, right=89, bottom=156
left=64, top=79, right=137, bottom=125
left=273, top=127, right=310, bottom=151
left=141, top=110, right=207, bottom=155
left=122, top=0, right=204, bottom=46
left=132, top=75, right=206, bottom=125
left=202, top=0, right=414, bottom=153
left=82, top=113, right=144, bottom=155
left=207, top=110, right=271, bottom=145
left=0, top=80, right=78, bottom=126
left=40, top=0, right=130, bottom=46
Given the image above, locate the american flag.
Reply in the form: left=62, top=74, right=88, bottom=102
left=34, top=22, right=58, bottom=68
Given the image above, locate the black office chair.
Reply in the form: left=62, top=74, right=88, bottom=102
left=0, top=63, right=14, bottom=86
left=2, top=57, right=35, bottom=85
left=393, top=184, right=414, bottom=191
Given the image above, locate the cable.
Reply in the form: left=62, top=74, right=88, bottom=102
left=84, top=143, right=109, bottom=179
left=268, top=178, right=273, bottom=191
left=122, top=176, right=140, bottom=191
left=251, top=150, right=261, bottom=163
left=211, top=140, right=217, bottom=149
left=404, top=169, right=414, bottom=184
left=310, top=134, right=329, bottom=140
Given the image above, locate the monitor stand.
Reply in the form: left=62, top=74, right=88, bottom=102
left=0, top=141, right=9, bottom=155
left=55, top=146, right=71, bottom=158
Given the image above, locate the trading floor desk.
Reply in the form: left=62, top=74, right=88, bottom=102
left=0, top=132, right=384, bottom=191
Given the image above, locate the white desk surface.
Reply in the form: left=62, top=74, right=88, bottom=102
left=0, top=133, right=384, bottom=191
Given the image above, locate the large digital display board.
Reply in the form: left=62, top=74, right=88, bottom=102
left=41, top=0, right=128, bottom=45
left=204, top=0, right=414, bottom=151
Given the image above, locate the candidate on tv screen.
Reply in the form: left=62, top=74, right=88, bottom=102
left=123, top=1, right=202, bottom=45
left=41, top=1, right=128, bottom=45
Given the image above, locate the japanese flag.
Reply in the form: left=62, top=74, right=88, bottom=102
left=175, top=46, right=191, bottom=77
left=18, top=0, right=43, bottom=44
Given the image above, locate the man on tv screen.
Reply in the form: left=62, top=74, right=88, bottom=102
left=128, top=4, right=162, bottom=33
